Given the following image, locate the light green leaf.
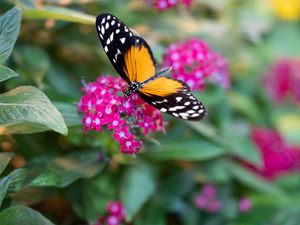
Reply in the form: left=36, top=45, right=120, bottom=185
left=30, top=152, right=105, bottom=188
left=0, top=65, right=18, bottom=83
left=142, top=140, right=226, bottom=161
left=0, top=86, right=68, bottom=135
left=0, top=206, right=55, bottom=225
left=0, top=7, right=22, bottom=64
left=228, top=91, right=262, bottom=123
left=54, top=102, right=82, bottom=127
left=0, top=152, right=15, bottom=175
left=121, top=163, right=156, bottom=221
left=228, top=162, right=289, bottom=204
left=23, top=6, right=95, bottom=24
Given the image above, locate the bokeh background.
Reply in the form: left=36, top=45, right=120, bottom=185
left=1, top=0, right=300, bottom=225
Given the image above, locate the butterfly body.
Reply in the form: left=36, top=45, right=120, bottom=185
left=96, top=13, right=207, bottom=120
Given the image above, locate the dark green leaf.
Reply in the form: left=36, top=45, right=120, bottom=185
left=0, top=168, right=27, bottom=207
left=0, top=7, right=22, bottom=64
left=142, top=140, right=226, bottom=161
left=121, top=163, right=156, bottom=221
left=0, top=152, right=15, bottom=175
left=0, top=176, right=10, bottom=208
left=0, top=86, right=68, bottom=135
left=30, top=152, right=105, bottom=187
left=0, top=65, right=18, bottom=83
left=0, top=206, right=55, bottom=225
left=6, top=168, right=28, bottom=192
left=13, top=46, right=50, bottom=85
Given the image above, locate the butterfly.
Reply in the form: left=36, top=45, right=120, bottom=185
left=95, top=13, right=207, bottom=120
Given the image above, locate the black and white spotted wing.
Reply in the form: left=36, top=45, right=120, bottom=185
left=95, top=13, right=207, bottom=120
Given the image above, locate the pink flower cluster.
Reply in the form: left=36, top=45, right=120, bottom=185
left=78, top=76, right=164, bottom=154
left=148, top=0, right=193, bottom=11
left=195, top=184, right=252, bottom=214
left=194, top=184, right=221, bottom=213
left=95, top=201, right=126, bottom=225
left=162, top=38, right=230, bottom=91
left=248, top=127, right=300, bottom=180
left=239, top=197, right=252, bottom=213
left=263, top=59, right=300, bottom=104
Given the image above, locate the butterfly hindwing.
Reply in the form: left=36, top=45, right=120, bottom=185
left=138, top=77, right=206, bottom=120
left=96, top=13, right=207, bottom=121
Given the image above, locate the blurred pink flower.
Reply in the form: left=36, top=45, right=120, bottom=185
left=147, top=0, right=193, bottom=11
left=248, top=127, right=300, bottom=179
left=194, top=184, right=221, bottom=213
left=78, top=76, right=164, bottom=154
left=239, top=197, right=252, bottom=213
left=95, top=201, right=126, bottom=225
left=162, top=38, right=230, bottom=91
left=263, top=59, right=300, bottom=104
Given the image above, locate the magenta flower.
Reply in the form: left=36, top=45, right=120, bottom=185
left=263, top=59, right=300, bottom=104
left=162, top=38, right=230, bottom=91
left=78, top=76, right=164, bottom=155
left=147, top=0, right=193, bottom=11
left=239, top=197, right=252, bottom=213
left=247, top=127, right=300, bottom=179
left=194, top=184, right=221, bottom=213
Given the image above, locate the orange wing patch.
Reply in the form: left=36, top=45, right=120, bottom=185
left=140, top=77, right=184, bottom=97
left=123, top=44, right=156, bottom=83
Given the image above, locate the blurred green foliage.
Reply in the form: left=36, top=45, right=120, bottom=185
left=0, top=0, right=300, bottom=225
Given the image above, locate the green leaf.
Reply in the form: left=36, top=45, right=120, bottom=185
left=0, top=206, right=55, bottom=225
left=13, top=46, right=50, bottom=85
left=0, top=65, right=18, bottom=83
left=0, top=176, right=10, bottom=207
left=142, top=140, right=226, bottom=161
left=121, top=163, right=156, bottom=221
left=54, top=102, right=82, bottom=127
left=23, top=6, right=95, bottom=24
left=228, top=162, right=289, bottom=204
left=228, top=91, right=262, bottom=123
left=0, top=168, right=27, bottom=207
left=0, top=7, right=22, bottom=64
left=0, top=152, right=15, bottom=175
left=30, top=152, right=105, bottom=188
left=6, top=168, right=28, bottom=192
left=0, top=86, right=68, bottom=135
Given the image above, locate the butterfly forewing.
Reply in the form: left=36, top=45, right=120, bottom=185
left=96, top=13, right=156, bottom=83
left=95, top=13, right=207, bottom=121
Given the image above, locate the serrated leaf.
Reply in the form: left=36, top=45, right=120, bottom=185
left=0, top=7, right=22, bottom=64
left=0, top=65, right=18, bottom=83
left=23, top=5, right=95, bottom=24
left=142, top=140, right=226, bottom=161
left=121, top=163, right=156, bottom=221
left=0, top=206, right=55, bottom=225
left=30, top=152, right=105, bottom=188
left=0, top=86, right=68, bottom=135
left=0, top=152, right=15, bottom=175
